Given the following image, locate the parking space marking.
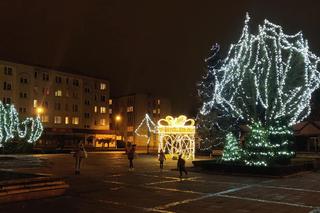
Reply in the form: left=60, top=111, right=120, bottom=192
left=104, top=179, right=205, bottom=195
left=104, top=172, right=320, bottom=211
left=258, top=185, right=320, bottom=194
left=145, top=177, right=200, bottom=186
left=153, top=184, right=252, bottom=210
left=217, top=194, right=318, bottom=209
left=99, top=200, right=175, bottom=213
left=145, top=185, right=205, bottom=195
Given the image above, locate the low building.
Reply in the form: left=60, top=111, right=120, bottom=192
left=294, top=121, right=320, bottom=153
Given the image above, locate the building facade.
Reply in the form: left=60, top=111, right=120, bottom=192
left=0, top=60, right=114, bottom=151
left=110, top=93, right=171, bottom=152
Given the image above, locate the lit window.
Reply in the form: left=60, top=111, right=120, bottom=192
left=33, top=99, right=38, bottom=108
left=158, top=109, right=160, bottom=114
left=109, top=99, right=112, bottom=105
left=54, top=90, right=62, bottom=97
left=128, top=136, right=133, bottom=142
left=72, top=117, right=79, bottom=125
left=54, top=116, right=62, bottom=124
left=94, top=106, right=98, bottom=113
left=40, top=115, right=49, bottom=123
left=100, top=83, right=107, bottom=90
left=157, top=99, right=161, bottom=105
left=153, top=109, right=157, bottom=114
left=127, top=106, right=134, bottom=112
left=109, top=108, right=112, bottom=114
left=100, top=106, right=106, bottom=113
left=100, top=119, right=106, bottom=125
left=127, top=126, right=134, bottom=132
left=65, top=116, right=69, bottom=124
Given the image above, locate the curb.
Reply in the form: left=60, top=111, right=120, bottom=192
left=0, top=175, right=69, bottom=203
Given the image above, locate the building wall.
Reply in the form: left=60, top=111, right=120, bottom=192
left=0, top=60, right=112, bottom=150
left=110, top=93, right=171, bottom=152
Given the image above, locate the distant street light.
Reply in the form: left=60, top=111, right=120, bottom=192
left=115, top=115, right=122, bottom=147
left=36, top=107, right=44, bottom=116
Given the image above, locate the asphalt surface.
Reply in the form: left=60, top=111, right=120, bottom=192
left=0, top=152, right=320, bottom=213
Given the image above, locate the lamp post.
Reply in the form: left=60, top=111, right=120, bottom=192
left=115, top=115, right=121, bottom=148
left=36, top=107, right=44, bottom=148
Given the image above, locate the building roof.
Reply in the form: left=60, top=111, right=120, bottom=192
left=293, top=121, right=320, bottom=136
left=0, top=58, right=110, bottom=82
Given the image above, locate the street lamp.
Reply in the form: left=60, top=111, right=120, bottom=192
left=36, top=107, right=44, bottom=116
left=115, top=115, right=122, bottom=148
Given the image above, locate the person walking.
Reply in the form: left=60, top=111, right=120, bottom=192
left=177, top=154, right=188, bottom=178
left=73, top=142, right=87, bottom=175
left=158, top=150, right=166, bottom=170
left=127, top=144, right=136, bottom=171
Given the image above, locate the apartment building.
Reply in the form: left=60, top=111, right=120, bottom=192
left=110, top=93, right=171, bottom=152
left=0, top=60, right=114, bottom=151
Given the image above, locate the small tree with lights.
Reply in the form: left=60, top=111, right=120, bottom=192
left=0, top=101, right=43, bottom=152
left=199, top=13, right=320, bottom=166
left=221, top=133, right=242, bottom=162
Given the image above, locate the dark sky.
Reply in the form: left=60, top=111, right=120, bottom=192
left=0, top=0, right=320, bottom=116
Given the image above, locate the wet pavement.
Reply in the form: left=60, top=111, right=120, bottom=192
left=0, top=152, right=320, bottom=213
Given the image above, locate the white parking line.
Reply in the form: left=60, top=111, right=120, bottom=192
left=217, top=194, right=319, bottom=209
left=104, top=180, right=205, bottom=195
left=153, top=184, right=252, bottom=210
left=104, top=173, right=320, bottom=211
left=145, top=177, right=200, bottom=186
left=99, top=200, right=175, bottom=213
left=258, top=185, right=320, bottom=194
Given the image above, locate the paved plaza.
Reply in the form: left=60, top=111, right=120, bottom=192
left=0, top=152, right=320, bottom=213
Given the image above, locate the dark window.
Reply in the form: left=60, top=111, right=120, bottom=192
left=3, top=97, right=11, bottom=104
left=73, top=79, right=79, bottom=86
left=42, top=73, right=49, bottom=81
left=54, top=103, right=61, bottom=110
left=4, top=66, right=12, bottom=75
left=72, top=104, right=78, bottom=112
left=3, top=82, right=11, bottom=90
left=55, top=76, right=62, bottom=83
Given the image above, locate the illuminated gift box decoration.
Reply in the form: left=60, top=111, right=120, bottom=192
left=157, top=115, right=195, bottom=160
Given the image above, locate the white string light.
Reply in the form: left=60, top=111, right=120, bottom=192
left=134, top=114, right=157, bottom=146
left=200, top=13, right=320, bottom=126
left=198, top=13, right=318, bottom=166
left=0, top=101, right=43, bottom=147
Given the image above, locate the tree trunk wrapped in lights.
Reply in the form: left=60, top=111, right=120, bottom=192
left=199, top=13, right=320, bottom=166
left=0, top=101, right=43, bottom=147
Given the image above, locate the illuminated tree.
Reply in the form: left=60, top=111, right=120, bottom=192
left=135, top=114, right=157, bottom=153
left=222, top=133, right=242, bottom=162
left=0, top=101, right=43, bottom=147
left=197, top=44, right=234, bottom=149
left=199, top=14, right=320, bottom=166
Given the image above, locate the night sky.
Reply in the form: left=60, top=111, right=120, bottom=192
left=0, top=0, right=320, bottom=116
